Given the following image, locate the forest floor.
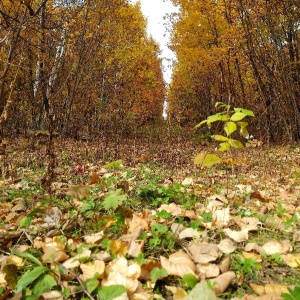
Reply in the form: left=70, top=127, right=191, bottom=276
left=0, top=137, right=300, bottom=300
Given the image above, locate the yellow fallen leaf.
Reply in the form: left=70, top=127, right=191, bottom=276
left=80, top=260, right=105, bottom=281
left=166, top=285, right=188, bottom=300
left=282, top=253, right=300, bottom=268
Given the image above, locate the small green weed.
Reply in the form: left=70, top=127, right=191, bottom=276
left=281, top=286, right=300, bottom=300
left=149, top=223, right=175, bottom=250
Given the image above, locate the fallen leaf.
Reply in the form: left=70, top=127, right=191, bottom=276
left=211, top=271, right=236, bottom=295
left=218, top=239, right=236, bottom=254
left=63, top=249, right=91, bottom=268
left=160, top=250, right=197, bottom=278
left=42, top=237, right=69, bottom=263
left=166, top=285, right=188, bottom=300
left=223, top=228, right=249, bottom=242
left=179, top=228, right=201, bottom=240
left=188, top=241, right=222, bottom=264
left=102, top=257, right=140, bottom=294
left=262, top=240, right=291, bottom=255
left=281, top=253, right=300, bottom=268
left=84, top=231, right=104, bottom=244
left=219, top=256, right=230, bottom=273
left=80, top=260, right=105, bottom=281
left=197, top=263, right=220, bottom=278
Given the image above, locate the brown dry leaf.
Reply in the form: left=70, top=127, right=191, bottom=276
left=184, top=210, right=198, bottom=220
left=281, top=253, right=300, bottom=268
left=218, top=239, right=236, bottom=254
left=120, top=226, right=145, bottom=257
left=188, top=241, right=222, bottom=264
left=223, top=228, right=249, bottom=243
left=206, top=199, right=226, bottom=213
left=140, top=261, right=162, bottom=281
left=235, top=216, right=262, bottom=231
left=219, top=256, right=230, bottom=273
left=264, top=216, right=286, bottom=231
left=293, top=231, right=300, bottom=242
left=160, top=250, right=197, bottom=278
left=213, top=207, right=230, bottom=228
left=62, top=249, right=91, bottom=269
left=128, top=213, right=150, bottom=232
left=130, top=282, right=155, bottom=300
left=211, top=271, right=236, bottom=295
left=84, top=231, right=104, bottom=244
left=179, top=228, right=201, bottom=240
left=159, top=203, right=183, bottom=216
left=245, top=243, right=265, bottom=254
left=41, top=207, right=62, bottom=229
left=251, top=190, right=268, bottom=202
left=171, top=223, right=185, bottom=235
left=88, top=173, right=101, bottom=185
left=79, top=260, right=105, bottom=281
left=41, top=290, right=63, bottom=300
left=166, top=285, right=188, bottom=300
left=42, top=236, right=69, bottom=263
left=262, top=240, right=291, bottom=255
left=181, top=177, right=194, bottom=186
left=10, top=198, right=26, bottom=213
left=66, top=185, right=89, bottom=198
left=102, top=257, right=140, bottom=294
left=197, top=263, right=220, bottom=278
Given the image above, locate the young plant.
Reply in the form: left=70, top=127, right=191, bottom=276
left=194, top=102, right=255, bottom=167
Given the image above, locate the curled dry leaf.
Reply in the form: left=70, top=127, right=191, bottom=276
left=218, top=239, right=236, bottom=254
left=42, top=236, right=69, bottom=263
left=245, top=243, right=265, bottom=254
left=166, top=285, right=188, bottom=300
left=213, top=207, right=230, bottom=228
left=211, top=271, right=236, bottom=295
left=79, top=260, right=105, bottom=281
left=128, top=213, right=150, bottom=232
left=179, top=228, right=201, bottom=240
left=130, top=282, right=155, bottom=300
left=223, top=228, right=249, bottom=243
left=159, top=203, right=183, bottom=216
left=84, top=231, right=104, bottom=244
left=197, top=263, right=220, bottom=278
left=188, top=241, right=222, bottom=264
left=171, top=223, right=185, bottom=235
left=219, top=256, right=230, bottom=273
left=102, top=257, right=141, bottom=294
left=120, top=226, right=145, bottom=257
left=160, top=250, right=197, bottom=278
left=242, top=251, right=262, bottom=262
left=62, top=249, right=91, bottom=269
left=235, top=216, right=262, bottom=231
